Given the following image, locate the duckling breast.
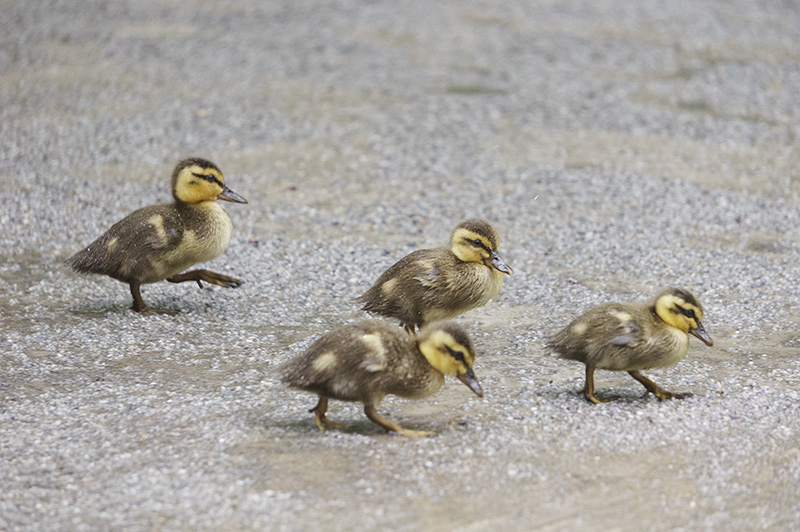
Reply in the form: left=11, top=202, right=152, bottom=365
left=482, top=266, right=506, bottom=301
left=598, top=323, right=690, bottom=371
left=417, top=263, right=504, bottom=323
left=644, top=326, right=690, bottom=369
left=452, top=262, right=505, bottom=307
left=385, top=358, right=446, bottom=399
left=151, top=202, right=233, bottom=278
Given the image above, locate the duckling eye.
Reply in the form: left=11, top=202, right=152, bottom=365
left=682, top=308, right=697, bottom=319
left=444, top=346, right=465, bottom=362
left=468, top=238, right=491, bottom=252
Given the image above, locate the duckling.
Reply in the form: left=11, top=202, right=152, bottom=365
left=65, top=158, right=247, bottom=314
left=547, top=288, right=713, bottom=404
left=280, top=320, right=484, bottom=437
left=355, top=218, right=512, bottom=332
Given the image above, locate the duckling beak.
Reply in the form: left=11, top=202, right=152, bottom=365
left=457, top=367, right=484, bottom=398
left=217, top=185, right=248, bottom=204
left=486, top=252, right=512, bottom=275
left=690, top=321, right=714, bottom=346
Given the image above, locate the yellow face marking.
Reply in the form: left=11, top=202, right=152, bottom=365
left=174, top=165, right=225, bottom=204
left=105, top=237, right=119, bottom=252
left=655, top=294, right=703, bottom=333
left=148, top=214, right=168, bottom=247
left=312, top=351, right=337, bottom=372
left=451, top=228, right=493, bottom=263
left=418, top=329, right=474, bottom=377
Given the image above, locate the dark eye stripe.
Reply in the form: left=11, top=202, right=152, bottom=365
left=192, top=172, right=224, bottom=188
left=463, top=237, right=491, bottom=252
left=445, top=345, right=466, bottom=362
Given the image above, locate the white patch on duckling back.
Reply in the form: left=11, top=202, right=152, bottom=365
left=312, top=351, right=338, bottom=372
left=148, top=215, right=168, bottom=247
left=381, top=278, right=397, bottom=295
left=572, top=321, right=588, bottom=335
left=105, top=237, right=119, bottom=252
left=414, top=259, right=438, bottom=285
left=359, top=333, right=387, bottom=372
left=611, top=311, right=633, bottom=323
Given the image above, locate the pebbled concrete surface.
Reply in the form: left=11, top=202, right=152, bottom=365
left=1, top=0, right=799, bottom=530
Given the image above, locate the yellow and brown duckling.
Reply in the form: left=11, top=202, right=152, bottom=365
left=547, top=288, right=713, bottom=404
left=355, top=218, right=512, bottom=332
left=66, top=157, right=247, bottom=314
left=280, top=320, right=484, bottom=437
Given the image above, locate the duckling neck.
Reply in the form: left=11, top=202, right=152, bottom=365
left=175, top=200, right=233, bottom=253
left=410, top=344, right=447, bottom=398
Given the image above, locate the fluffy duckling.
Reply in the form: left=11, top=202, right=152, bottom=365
left=547, top=288, right=713, bottom=404
left=355, top=218, right=512, bottom=332
left=280, top=320, right=484, bottom=437
left=66, top=158, right=247, bottom=314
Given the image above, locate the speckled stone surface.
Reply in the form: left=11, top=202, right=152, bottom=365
left=2, top=1, right=799, bottom=530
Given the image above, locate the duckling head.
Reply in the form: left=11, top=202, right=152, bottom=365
left=654, top=288, right=714, bottom=346
left=450, top=218, right=512, bottom=274
left=171, top=158, right=248, bottom=204
left=417, top=321, right=483, bottom=397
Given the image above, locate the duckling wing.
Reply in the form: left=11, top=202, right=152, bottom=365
left=355, top=248, right=446, bottom=316
left=549, top=303, right=653, bottom=367
left=282, top=320, right=448, bottom=403
left=415, top=250, right=500, bottom=313
left=66, top=204, right=185, bottom=283
left=609, top=320, right=642, bottom=346
left=279, top=322, right=402, bottom=400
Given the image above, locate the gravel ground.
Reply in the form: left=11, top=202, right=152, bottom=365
left=2, top=0, right=800, bottom=530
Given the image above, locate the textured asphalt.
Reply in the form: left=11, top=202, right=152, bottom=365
left=2, top=1, right=799, bottom=531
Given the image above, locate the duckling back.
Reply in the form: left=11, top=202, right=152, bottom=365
left=355, top=248, right=455, bottom=327
left=356, top=237, right=508, bottom=330
left=280, top=320, right=445, bottom=402
left=66, top=202, right=232, bottom=284
left=548, top=300, right=693, bottom=372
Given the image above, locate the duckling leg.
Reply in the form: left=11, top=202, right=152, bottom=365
left=166, top=270, right=244, bottom=289
left=402, top=320, right=424, bottom=335
left=129, top=282, right=178, bottom=315
left=130, top=282, right=147, bottom=312
left=364, top=404, right=433, bottom=437
left=309, top=397, right=346, bottom=431
left=628, top=370, right=692, bottom=401
left=583, top=365, right=610, bottom=404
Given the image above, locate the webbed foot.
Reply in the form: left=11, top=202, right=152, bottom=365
left=628, top=371, right=692, bottom=401
left=167, top=269, right=244, bottom=289
left=309, top=397, right=346, bottom=431
left=133, top=304, right=180, bottom=315
left=395, top=428, right=434, bottom=438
